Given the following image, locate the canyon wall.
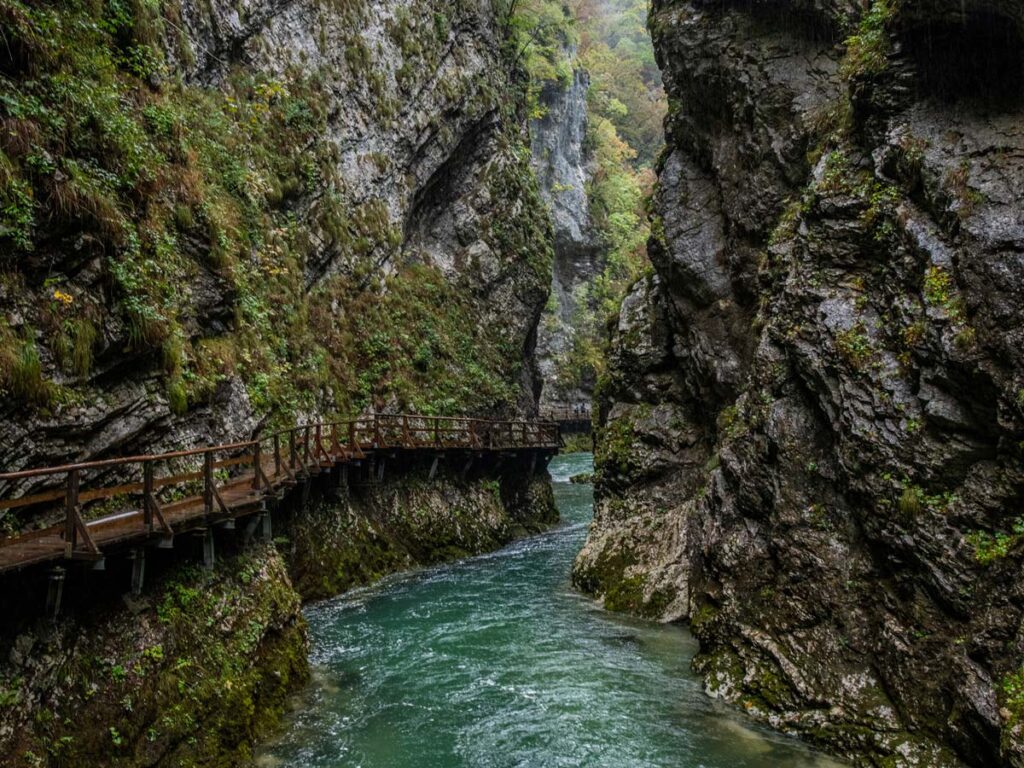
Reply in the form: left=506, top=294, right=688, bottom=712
left=0, top=0, right=559, bottom=763
left=0, top=0, right=553, bottom=515
left=530, top=51, right=603, bottom=408
left=575, top=0, right=1024, bottom=765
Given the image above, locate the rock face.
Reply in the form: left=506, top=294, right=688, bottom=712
left=530, top=51, right=603, bottom=407
left=576, top=0, right=1024, bottom=765
left=0, top=461, right=558, bottom=767
left=0, top=0, right=553, bottom=515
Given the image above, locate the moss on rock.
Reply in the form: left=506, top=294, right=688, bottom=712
left=0, top=545, right=308, bottom=768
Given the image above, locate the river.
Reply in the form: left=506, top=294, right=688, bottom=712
left=259, top=453, right=841, bottom=767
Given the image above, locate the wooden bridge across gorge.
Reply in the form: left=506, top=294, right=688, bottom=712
left=0, top=414, right=560, bottom=604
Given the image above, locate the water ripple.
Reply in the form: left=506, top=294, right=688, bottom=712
left=260, top=453, right=844, bottom=768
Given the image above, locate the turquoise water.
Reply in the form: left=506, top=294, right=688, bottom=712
left=259, top=453, right=840, bottom=767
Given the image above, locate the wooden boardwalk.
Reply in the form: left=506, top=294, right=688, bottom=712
left=0, top=415, right=559, bottom=576
left=540, top=403, right=592, bottom=434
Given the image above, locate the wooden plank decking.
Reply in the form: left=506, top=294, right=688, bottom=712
left=0, top=414, right=559, bottom=575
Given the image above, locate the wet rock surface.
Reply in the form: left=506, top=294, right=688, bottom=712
left=530, top=48, right=604, bottom=406
left=0, top=0, right=552, bottom=513
left=576, top=0, right=1024, bottom=765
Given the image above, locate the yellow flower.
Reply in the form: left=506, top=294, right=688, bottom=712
left=52, top=289, right=74, bottom=306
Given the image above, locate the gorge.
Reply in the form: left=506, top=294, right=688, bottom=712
left=1, top=0, right=1022, bottom=766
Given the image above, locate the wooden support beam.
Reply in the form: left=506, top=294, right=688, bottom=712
left=202, top=528, right=215, bottom=570
left=46, top=567, right=65, bottom=621
left=203, top=452, right=214, bottom=517
left=130, top=548, right=145, bottom=597
left=144, top=463, right=174, bottom=537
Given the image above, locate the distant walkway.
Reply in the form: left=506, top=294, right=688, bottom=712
left=540, top=403, right=592, bottom=434
left=0, top=415, right=559, bottom=580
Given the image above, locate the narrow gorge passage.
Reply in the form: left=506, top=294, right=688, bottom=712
left=258, top=454, right=839, bottom=767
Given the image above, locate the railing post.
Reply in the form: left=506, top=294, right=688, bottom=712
left=64, top=469, right=79, bottom=558
left=433, top=417, right=440, bottom=446
left=402, top=415, right=410, bottom=447
left=252, top=441, right=261, bottom=491
left=304, top=426, right=311, bottom=464
left=290, top=430, right=297, bottom=469
left=468, top=420, right=476, bottom=448
left=315, top=425, right=322, bottom=462
left=203, top=451, right=214, bottom=516
left=373, top=416, right=381, bottom=447
left=143, top=462, right=154, bottom=532
left=274, top=434, right=282, bottom=476
left=348, top=421, right=356, bottom=450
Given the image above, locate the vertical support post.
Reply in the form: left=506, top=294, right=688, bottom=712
left=203, top=451, right=214, bottom=517
left=143, top=462, right=154, bottom=532
left=468, top=420, right=476, bottom=449
left=261, top=511, right=273, bottom=541
left=348, top=421, right=356, bottom=452
left=315, top=425, right=323, bottom=462
left=373, top=416, right=381, bottom=448
left=402, top=415, right=410, bottom=447
left=252, top=442, right=262, bottom=491
left=304, top=426, right=311, bottom=465
left=130, top=548, right=146, bottom=597
left=64, top=469, right=79, bottom=558
left=202, top=528, right=215, bottom=570
left=377, top=457, right=386, bottom=482
left=46, top=567, right=65, bottom=621
left=274, top=434, right=282, bottom=477
left=433, top=417, right=440, bottom=446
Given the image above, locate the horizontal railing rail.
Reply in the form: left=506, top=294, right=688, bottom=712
left=539, top=404, right=592, bottom=422
left=0, top=413, right=559, bottom=572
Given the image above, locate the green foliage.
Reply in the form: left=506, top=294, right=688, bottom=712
left=499, top=0, right=576, bottom=119
left=312, top=264, right=520, bottom=416
left=841, top=0, right=899, bottom=80
left=0, top=325, right=53, bottom=407
left=835, top=322, right=874, bottom=369
left=0, top=0, right=545, bottom=423
left=594, top=412, right=639, bottom=483
left=578, top=0, right=665, bottom=167
left=1003, top=669, right=1024, bottom=724
left=966, top=518, right=1024, bottom=565
left=1, top=548, right=308, bottom=765
left=922, top=265, right=966, bottom=322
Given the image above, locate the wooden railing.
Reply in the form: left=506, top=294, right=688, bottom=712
left=540, top=404, right=592, bottom=423
left=0, top=414, right=559, bottom=573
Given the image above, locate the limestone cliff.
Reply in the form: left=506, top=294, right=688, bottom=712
left=575, top=1, right=1024, bottom=765
left=0, top=0, right=553, bottom=517
left=0, top=0, right=559, bottom=763
left=530, top=50, right=603, bottom=407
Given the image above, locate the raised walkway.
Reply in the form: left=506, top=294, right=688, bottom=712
left=0, top=414, right=559, bottom=578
